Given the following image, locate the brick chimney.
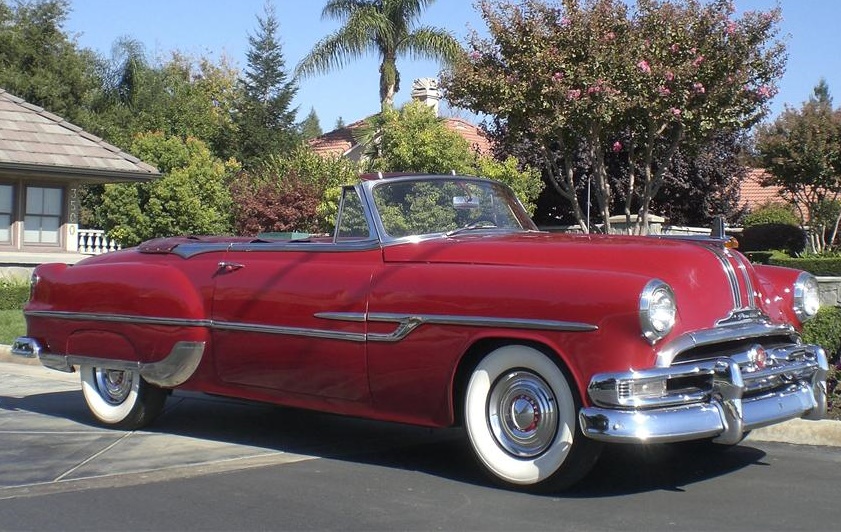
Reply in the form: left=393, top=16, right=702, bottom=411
left=411, top=78, right=440, bottom=116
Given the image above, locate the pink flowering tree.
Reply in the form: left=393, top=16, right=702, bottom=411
left=442, top=0, right=784, bottom=233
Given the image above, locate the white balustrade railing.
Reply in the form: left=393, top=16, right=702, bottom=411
left=77, top=229, right=121, bottom=255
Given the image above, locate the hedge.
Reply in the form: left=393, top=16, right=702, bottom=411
left=738, top=223, right=807, bottom=255
left=769, top=255, right=841, bottom=276
left=801, top=306, right=841, bottom=361
left=0, top=281, right=29, bottom=310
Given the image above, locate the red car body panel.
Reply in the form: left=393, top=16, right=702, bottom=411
left=18, top=176, right=824, bottom=436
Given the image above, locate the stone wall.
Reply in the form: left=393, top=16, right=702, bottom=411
left=817, top=277, right=841, bottom=308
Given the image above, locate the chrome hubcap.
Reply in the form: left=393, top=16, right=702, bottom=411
left=488, top=370, right=558, bottom=457
left=94, top=368, right=133, bottom=405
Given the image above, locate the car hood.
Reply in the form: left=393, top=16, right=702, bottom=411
left=382, top=231, right=756, bottom=327
left=383, top=231, right=722, bottom=273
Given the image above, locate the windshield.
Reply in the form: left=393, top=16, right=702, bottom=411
left=370, top=178, right=536, bottom=239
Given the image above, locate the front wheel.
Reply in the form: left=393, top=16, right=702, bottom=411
left=80, top=365, right=168, bottom=430
left=464, top=345, right=602, bottom=492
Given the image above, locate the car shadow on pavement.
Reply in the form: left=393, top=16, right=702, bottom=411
left=3, top=388, right=768, bottom=496
left=0, top=390, right=90, bottom=425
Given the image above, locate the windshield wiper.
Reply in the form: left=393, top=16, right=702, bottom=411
left=445, top=221, right=498, bottom=237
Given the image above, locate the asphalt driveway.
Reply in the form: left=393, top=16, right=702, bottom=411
left=1, top=353, right=839, bottom=502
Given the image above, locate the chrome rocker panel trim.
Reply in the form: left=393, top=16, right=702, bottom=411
left=580, top=344, right=828, bottom=445
left=11, top=336, right=205, bottom=388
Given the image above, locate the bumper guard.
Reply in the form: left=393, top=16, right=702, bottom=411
left=580, top=343, right=828, bottom=445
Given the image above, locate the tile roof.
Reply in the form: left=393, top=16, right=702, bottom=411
left=740, top=168, right=786, bottom=211
left=0, top=89, right=159, bottom=181
left=308, top=116, right=492, bottom=158
left=308, top=119, right=368, bottom=157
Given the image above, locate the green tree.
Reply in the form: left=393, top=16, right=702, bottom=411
left=99, top=133, right=238, bottom=246
left=296, top=0, right=463, bottom=110
left=755, top=80, right=841, bottom=251
left=91, top=45, right=241, bottom=154
left=443, top=0, right=785, bottom=233
left=0, top=0, right=100, bottom=123
left=371, top=102, right=475, bottom=173
left=299, top=107, right=323, bottom=140
left=371, top=101, right=543, bottom=213
left=236, top=3, right=300, bottom=167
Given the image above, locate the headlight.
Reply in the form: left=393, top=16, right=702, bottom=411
left=793, top=272, right=820, bottom=322
left=640, top=279, right=676, bottom=344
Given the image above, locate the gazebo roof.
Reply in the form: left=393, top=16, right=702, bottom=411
left=0, top=89, right=159, bottom=182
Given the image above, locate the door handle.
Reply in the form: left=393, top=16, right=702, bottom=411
left=217, top=261, right=244, bottom=273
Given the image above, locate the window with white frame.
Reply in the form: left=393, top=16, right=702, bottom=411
left=24, top=186, right=62, bottom=245
left=0, top=185, right=12, bottom=243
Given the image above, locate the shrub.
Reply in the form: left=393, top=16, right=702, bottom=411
left=770, top=255, right=841, bottom=276
left=230, top=146, right=361, bottom=236
left=744, top=251, right=774, bottom=264
left=743, top=202, right=799, bottom=228
left=802, top=306, right=841, bottom=360
left=801, top=306, right=841, bottom=416
left=739, top=223, right=807, bottom=255
left=0, top=280, right=29, bottom=310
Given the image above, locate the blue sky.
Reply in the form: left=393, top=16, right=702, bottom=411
left=64, top=1, right=840, bottom=132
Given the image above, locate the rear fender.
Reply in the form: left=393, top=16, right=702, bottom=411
left=68, top=330, right=137, bottom=360
left=25, top=261, right=210, bottom=380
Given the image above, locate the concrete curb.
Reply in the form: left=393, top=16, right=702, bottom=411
left=2, top=345, right=839, bottom=447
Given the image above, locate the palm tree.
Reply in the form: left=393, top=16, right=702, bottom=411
left=296, top=0, right=462, bottom=111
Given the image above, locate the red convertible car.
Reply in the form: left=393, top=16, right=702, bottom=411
left=13, top=174, right=828, bottom=492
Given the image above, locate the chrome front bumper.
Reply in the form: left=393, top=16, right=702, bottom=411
left=579, top=343, right=828, bottom=445
left=11, top=336, right=205, bottom=388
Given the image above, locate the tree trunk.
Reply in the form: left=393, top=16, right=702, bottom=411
left=623, top=140, right=636, bottom=231
left=587, top=122, right=612, bottom=233
left=541, top=142, right=589, bottom=233
left=635, top=122, right=683, bottom=235
left=379, top=57, right=398, bottom=110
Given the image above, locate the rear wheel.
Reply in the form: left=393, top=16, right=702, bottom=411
left=463, top=345, right=602, bottom=492
left=80, top=365, right=167, bottom=430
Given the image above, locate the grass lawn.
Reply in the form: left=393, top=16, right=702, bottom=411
left=0, top=310, right=25, bottom=345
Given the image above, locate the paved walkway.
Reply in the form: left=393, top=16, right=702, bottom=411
left=0, top=360, right=461, bottom=499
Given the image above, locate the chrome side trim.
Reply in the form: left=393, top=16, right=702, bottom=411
left=226, top=240, right=381, bottom=254
left=12, top=337, right=206, bottom=388
left=170, top=240, right=381, bottom=259
left=25, top=310, right=211, bottom=328
left=655, top=321, right=797, bottom=367
left=212, top=320, right=366, bottom=342
left=25, top=310, right=596, bottom=346
left=315, top=312, right=367, bottom=322
left=365, top=313, right=597, bottom=343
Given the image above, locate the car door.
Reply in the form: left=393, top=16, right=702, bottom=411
left=211, top=241, right=380, bottom=401
left=211, top=186, right=381, bottom=401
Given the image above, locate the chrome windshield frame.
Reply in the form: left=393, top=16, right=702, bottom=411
left=357, top=175, right=537, bottom=245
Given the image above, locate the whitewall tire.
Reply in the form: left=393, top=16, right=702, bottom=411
left=80, top=365, right=168, bottom=430
left=464, top=345, right=602, bottom=491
